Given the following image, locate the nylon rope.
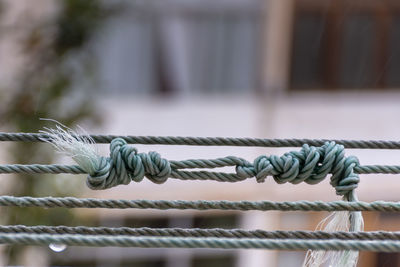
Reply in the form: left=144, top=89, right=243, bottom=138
left=1, top=132, right=400, bottom=149
left=0, top=195, right=398, bottom=212
left=0, top=233, right=400, bottom=252
left=1, top=130, right=400, bottom=255
left=1, top=225, right=400, bottom=241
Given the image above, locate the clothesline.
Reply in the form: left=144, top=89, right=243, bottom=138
left=1, top=132, right=400, bottom=149
left=1, top=129, right=399, bottom=261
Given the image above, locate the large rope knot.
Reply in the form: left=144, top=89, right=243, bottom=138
left=237, top=142, right=359, bottom=197
left=86, top=138, right=171, bottom=189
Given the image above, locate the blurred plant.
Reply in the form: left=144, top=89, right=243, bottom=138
left=0, top=0, right=112, bottom=263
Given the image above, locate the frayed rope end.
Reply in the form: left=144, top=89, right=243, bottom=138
left=39, top=121, right=101, bottom=175
left=303, top=206, right=363, bottom=267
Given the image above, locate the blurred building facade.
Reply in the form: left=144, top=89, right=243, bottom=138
left=2, top=0, right=400, bottom=266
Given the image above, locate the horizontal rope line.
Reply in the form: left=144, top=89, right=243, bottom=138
left=1, top=233, right=400, bottom=251
left=0, top=196, right=399, bottom=212
left=2, top=225, right=400, bottom=241
left=0, top=164, right=399, bottom=178
left=1, top=132, right=399, bottom=149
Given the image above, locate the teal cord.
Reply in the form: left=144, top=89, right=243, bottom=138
left=82, top=139, right=361, bottom=195
left=2, top=225, right=400, bottom=241
left=3, top=131, right=400, bottom=253
left=1, top=163, right=397, bottom=176
left=1, top=233, right=400, bottom=251
left=0, top=195, right=399, bottom=212
left=1, top=132, right=400, bottom=149
left=1, top=140, right=363, bottom=197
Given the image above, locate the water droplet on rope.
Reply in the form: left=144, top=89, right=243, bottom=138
left=49, top=243, right=67, bottom=252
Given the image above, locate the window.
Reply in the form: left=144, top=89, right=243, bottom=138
left=386, top=16, right=400, bottom=87
left=339, top=14, right=375, bottom=88
left=290, top=13, right=326, bottom=89
left=96, top=1, right=263, bottom=96
left=192, top=255, right=236, bottom=267
left=290, top=0, right=400, bottom=90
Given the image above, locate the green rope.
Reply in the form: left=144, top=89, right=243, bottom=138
left=3, top=131, right=400, bottom=254
left=1, top=132, right=400, bottom=149
left=0, top=163, right=398, bottom=178
left=82, top=139, right=362, bottom=194
left=2, top=225, right=400, bottom=241
left=1, top=233, right=400, bottom=251
left=2, top=140, right=362, bottom=197
left=0, top=196, right=399, bottom=212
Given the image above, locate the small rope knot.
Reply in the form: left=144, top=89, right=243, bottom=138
left=86, top=138, right=171, bottom=189
left=331, top=156, right=360, bottom=198
left=237, top=142, right=359, bottom=197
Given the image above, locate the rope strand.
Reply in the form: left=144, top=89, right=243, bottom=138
left=1, top=132, right=400, bottom=149
left=0, top=233, right=400, bottom=251
left=3, top=129, right=400, bottom=258
left=1, top=225, right=400, bottom=241
left=0, top=196, right=398, bottom=212
left=1, top=163, right=399, bottom=176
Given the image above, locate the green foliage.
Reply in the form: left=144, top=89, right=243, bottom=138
left=56, top=0, right=105, bottom=55
left=0, top=0, right=109, bottom=263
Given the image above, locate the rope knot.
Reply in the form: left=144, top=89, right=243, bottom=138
left=244, top=142, right=359, bottom=197
left=86, top=138, right=171, bottom=189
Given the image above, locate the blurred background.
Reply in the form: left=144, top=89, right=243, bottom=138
left=0, top=0, right=400, bottom=266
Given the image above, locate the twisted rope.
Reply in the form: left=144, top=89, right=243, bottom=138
left=1, top=163, right=397, bottom=176
left=1, top=132, right=400, bottom=149
left=0, top=196, right=399, bottom=212
left=2, top=225, right=400, bottom=241
left=1, top=233, right=400, bottom=251
left=3, top=131, right=400, bottom=256
left=15, top=138, right=360, bottom=196
left=91, top=140, right=361, bottom=193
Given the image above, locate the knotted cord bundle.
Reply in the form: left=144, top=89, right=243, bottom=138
left=0, top=126, right=400, bottom=266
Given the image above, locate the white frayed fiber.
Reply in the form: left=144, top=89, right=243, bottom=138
left=39, top=122, right=101, bottom=175
left=303, top=208, right=364, bottom=267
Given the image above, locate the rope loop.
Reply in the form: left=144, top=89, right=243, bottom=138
left=86, top=138, right=171, bottom=189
